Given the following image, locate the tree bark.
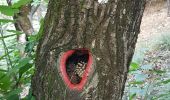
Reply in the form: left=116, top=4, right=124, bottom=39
left=32, top=0, right=146, bottom=100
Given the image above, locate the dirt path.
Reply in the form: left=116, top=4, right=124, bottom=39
left=137, top=1, right=170, bottom=49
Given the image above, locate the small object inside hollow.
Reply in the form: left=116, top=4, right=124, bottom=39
left=66, top=50, right=89, bottom=84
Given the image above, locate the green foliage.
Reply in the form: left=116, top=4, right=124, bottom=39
left=129, top=62, right=139, bottom=72
left=129, top=93, right=136, bottom=100
left=129, top=81, right=144, bottom=85
left=0, top=50, right=13, bottom=60
left=0, top=31, right=23, bottom=40
left=12, top=0, right=32, bottom=8
left=0, top=0, right=42, bottom=99
left=43, top=0, right=49, bottom=3
left=0, top=71, right=12, bottom=92
left=8, top=57, right=32, bottom=75
left=0, top=0, right=47, bottom=98
left=0, top=5, right=19, bottom=16
left=124, top=62, right=170, bottom=99
left=124, top=39, right=170, bottom=99
left=32, top=0, right=41, bottom=6
left=0, top=0, right=32, bottom=17
left=160, top=79, right=170, bottom=84
left=36, top=18, right=44, bottom=41
left=124, top=31, right=170, bottom=99
left=0, top=19, right=15, bottom=24
left=0, top=41, right=35, bottom=99
left=3, top=88, right=22, bottom=100
left=151, top=69, right=166, bottom=74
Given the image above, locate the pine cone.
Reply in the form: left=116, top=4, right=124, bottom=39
left=74, top=61, right=87, bottom=77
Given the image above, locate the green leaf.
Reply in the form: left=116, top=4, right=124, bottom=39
left=0, top=69, right=8, bottom=72
left=129, top=62, right=139, bottom=72
left=8, top=57, right=31, bottom=74
left=0, top=33, right=22, bottom=40
left=0, top=5, right=19, bottom=16
left=130, top=93, right=136, bottom=100
left=153, top=91, right=170, bottom=100
left=161, top=79, right=170, bottom=84
left=4, top=88, right=22, bottom=100
left=0, top=71, right=11, bottom=92
left=19, top=63, right=32, bottom=77
left=6, top=94, right=19, bottom=100
left=0, top=30, right=23, bottom=40
left=0, top=19, right=15, bottom=24
left=12, top=0, right=32, bottom=8
left=151, top=69, right=166, bottom=74
left=44, top=0, right=49, bottom=3
left=0, top=50, right=14, bottom=60
left=129, top=81, right=144, bottom=85
left=32, top=0, right=41, bottom=6
left=18, top=57, right=31, bottom=68
left=7, top=30, right=23, bottom=34
left=28, top=35, right=37, bottom=42
left=36, top=18, right=44, bottom=41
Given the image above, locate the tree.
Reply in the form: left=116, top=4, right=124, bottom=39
left=32, top=0, right=146, bottom=100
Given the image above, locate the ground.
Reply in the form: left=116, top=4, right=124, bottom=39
left=137, top=0, right=170, bottom=71
left=123, top=1, right=170, bottom=99
left=138, top=1, right=170, bottom=49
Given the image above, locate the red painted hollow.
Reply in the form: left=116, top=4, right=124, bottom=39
left=60, top=48, right=93, bottom=91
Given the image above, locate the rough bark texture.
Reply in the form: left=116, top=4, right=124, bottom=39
left=32, top=0, right=146, bottom=100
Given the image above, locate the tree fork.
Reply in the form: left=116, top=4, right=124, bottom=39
left=32, top=0, right=146, bottom=100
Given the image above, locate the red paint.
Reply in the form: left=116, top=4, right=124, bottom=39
left=60, top=49, right=93, bottom=91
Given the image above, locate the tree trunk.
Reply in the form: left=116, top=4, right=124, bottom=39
left=32, top=0, right=146, bottom=100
